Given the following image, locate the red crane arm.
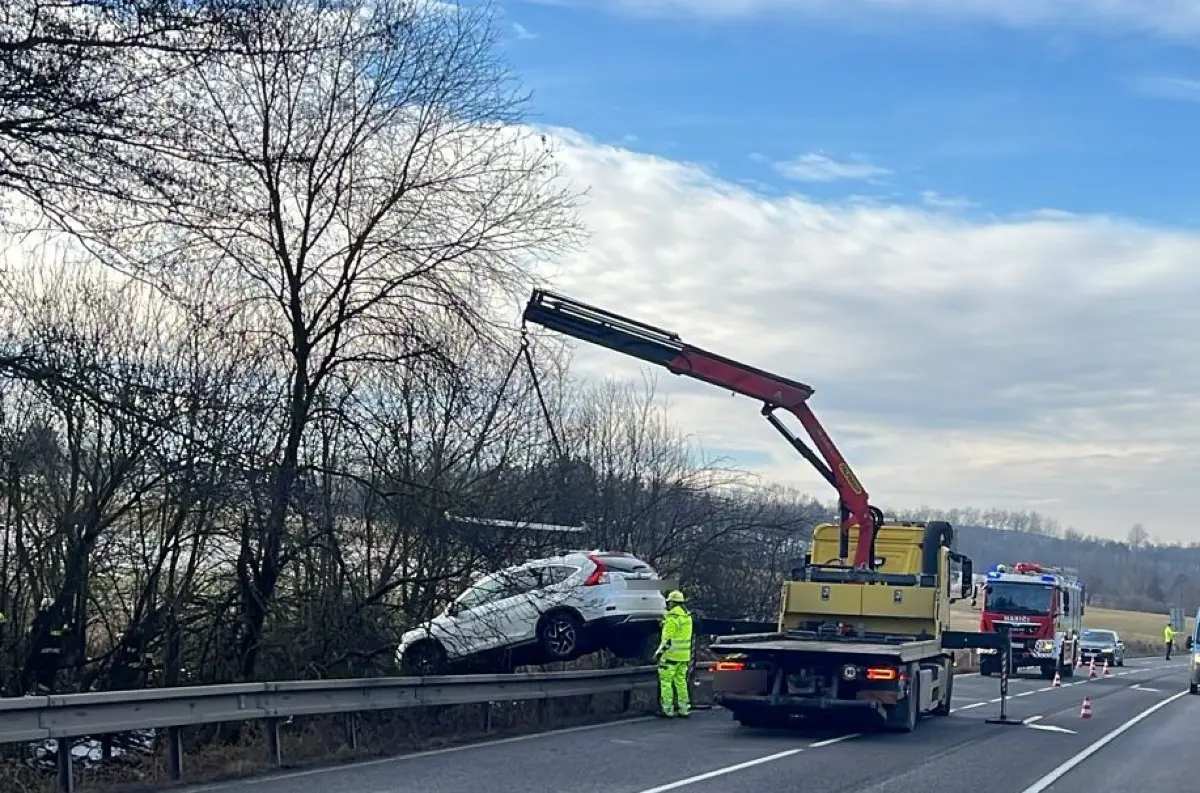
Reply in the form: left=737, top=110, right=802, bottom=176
left=521, top=289, right=879, bottom=570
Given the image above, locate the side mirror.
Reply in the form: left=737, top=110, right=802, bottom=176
left=960, top=558, right=973, bottom=599
left=1187, top=636, right=1194, bottom=651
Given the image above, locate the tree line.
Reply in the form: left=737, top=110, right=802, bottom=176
left=0, top=0, right=1183, bottom=700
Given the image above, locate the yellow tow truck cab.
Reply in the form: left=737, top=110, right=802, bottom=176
left=711, top=520, right=976, bottom=732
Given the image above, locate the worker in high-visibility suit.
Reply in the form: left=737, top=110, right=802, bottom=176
left=654, top=590, right=693, bottom=718
left=1165, top=622, right=1176, bottom=660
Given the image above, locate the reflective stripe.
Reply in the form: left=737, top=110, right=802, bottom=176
left=660, top=607, right=693, bottom=662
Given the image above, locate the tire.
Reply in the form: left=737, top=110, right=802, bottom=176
left=1040, top=662, right=1057, bottom=680
left=538, top=610, right=584, bottom=662
left=1117, top=656, right=1125, bottom=667
left=1190, top=682, right=1198, bottom=695
left=886, top=666, right=920, bottom=732
left=401, top=640, right=447, bottom=676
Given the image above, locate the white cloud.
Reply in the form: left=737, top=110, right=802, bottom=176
left=512, top=22, right=538, bottom=39
left=516, top=0, right=1200, bottom=40
left=1129, top=75, right=1200, bottom=102
left=533, top=128, right=1200, bottom=543
left=919, top=190, right=978, bottom=210
left=775, top=152, right=892, bottom=184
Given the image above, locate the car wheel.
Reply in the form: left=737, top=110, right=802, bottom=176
left=401, top=640, right=447, bottom=676
left=1190, top=682, right=1198, bottom=695
left=538, top=611, right=584, bottom=661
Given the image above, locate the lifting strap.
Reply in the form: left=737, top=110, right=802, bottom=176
left=467, top=325, right=566, bottom=466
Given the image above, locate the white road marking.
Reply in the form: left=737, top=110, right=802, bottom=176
left=810, top=733, right=861, bottom=748
left=951, top=701, right=987, bottom=711
left=1027, top=724, right=1077, bottom=734
left=1131, top=684, right=1160, bottom=692
left=1017, top=688, right=1189, bottom=793
left=633, top=749, right=804, bottom=793
left=1023, top=715, right=1043, bottom=724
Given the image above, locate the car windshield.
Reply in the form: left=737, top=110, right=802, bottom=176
left=1082, top=630, right=1116, bottom=644
left=985, top=582, right=1052, bottom=616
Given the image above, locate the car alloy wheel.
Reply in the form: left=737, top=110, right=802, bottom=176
left=543, top=614, right=579, bottom=658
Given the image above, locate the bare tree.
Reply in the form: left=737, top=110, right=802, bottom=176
left=52, top=0, right=579, bottom=678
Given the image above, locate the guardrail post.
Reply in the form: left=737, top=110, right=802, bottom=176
left=622, top=689, right=632, bottom=712
left=481, top=701, right=492, bottom=732
left=166, top=726, right=184, bottom=781
left=537, top=698, right=548, bottom=725
left=265, top=717, right=282, bottom=767
left=56, top=739, right=74, bottom=793
left=343, top=713, right=358, bottom=750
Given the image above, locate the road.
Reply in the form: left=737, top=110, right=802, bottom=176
left=188, top=656, right=1191, bottom=793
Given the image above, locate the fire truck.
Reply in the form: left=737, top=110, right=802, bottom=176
left=977, top=561, right=1084, bottom=679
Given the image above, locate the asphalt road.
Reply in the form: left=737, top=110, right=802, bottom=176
left=188, top=655, right=1191, bottom=793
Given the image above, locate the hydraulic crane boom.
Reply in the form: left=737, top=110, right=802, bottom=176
left=522, top=289, right=882, bottom=571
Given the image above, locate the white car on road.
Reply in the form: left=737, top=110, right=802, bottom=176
left=397, top=551, right=667, bottom=675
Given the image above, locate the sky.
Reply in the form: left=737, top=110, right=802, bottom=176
left=485, top=0, right=1200, bottom=543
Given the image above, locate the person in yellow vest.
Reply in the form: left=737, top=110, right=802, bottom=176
left=654, top=590, right=693, bottom=718
left=1165, top=622, right=1176, bottom=660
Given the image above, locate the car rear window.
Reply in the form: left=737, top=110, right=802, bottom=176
left=596, top=554, right=657, bottom=576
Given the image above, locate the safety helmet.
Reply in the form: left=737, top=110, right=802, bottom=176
left=666, top=590, right=686, bottom=604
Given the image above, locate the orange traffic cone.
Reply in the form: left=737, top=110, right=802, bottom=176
left=1080, top=696, right=1092, bottom=719
left=1052, top=670, right=1062, bottom=687
left=1076, top=652, right=1083, bottom=667
left=1088, top=658, right=1096, bottom=678
left=1103, top=659, right=1111, bottom=676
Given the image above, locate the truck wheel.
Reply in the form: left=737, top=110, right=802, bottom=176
left=886, top=669, right=919, bottom=732
left=933, top=663, right=953, bottom=716
left=1190, top=682, right=1198, bottom=695
left=1040, top=662, right=1057, bottom=680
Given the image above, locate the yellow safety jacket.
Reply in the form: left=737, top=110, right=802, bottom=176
left=1165, top=625, right=1176, bottom=643
left=656, top=605, right=693, bottom=663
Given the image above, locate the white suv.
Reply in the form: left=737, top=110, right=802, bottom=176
left=396, top=551, right=667, bottom=675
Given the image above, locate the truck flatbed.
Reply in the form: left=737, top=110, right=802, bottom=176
left=712, top=634, right=944, bottom=664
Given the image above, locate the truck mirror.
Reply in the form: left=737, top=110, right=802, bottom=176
left=960, top=557, right=973, bottom=599
left=1188, top=636, right=1194, bottom=651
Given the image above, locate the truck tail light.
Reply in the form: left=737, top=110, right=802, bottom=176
left=713, top=661, right=745, bottom=671
left=866, top=667, right=898, bottom=681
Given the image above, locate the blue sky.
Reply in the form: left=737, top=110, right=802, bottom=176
left=500, top=1, right=1200, bottom=225
left=476, top=1, right=1200, bottom=542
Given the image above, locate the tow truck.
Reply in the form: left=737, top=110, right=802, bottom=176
left=976, top=562, right=1083, bottom=679
left=521, top=289, right=999, bottom=732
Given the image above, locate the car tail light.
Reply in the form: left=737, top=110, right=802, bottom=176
left=584, top=555, right=609, bottom=586
left=713, top=661, right=745, bottom=671
left=866, top=667, right=898, bottom=681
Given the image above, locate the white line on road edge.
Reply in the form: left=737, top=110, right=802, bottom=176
left=633, top=749, right=804, bottom=793
left=1017, top=688, right=1188, bottom=793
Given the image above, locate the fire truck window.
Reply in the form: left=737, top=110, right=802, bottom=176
left=985, top=582, right=1053, bottom=615
left=1062, top=590, right=1070, bottom=614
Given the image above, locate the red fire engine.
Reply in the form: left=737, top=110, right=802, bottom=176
left=977, top=561, right=1084, bottom=679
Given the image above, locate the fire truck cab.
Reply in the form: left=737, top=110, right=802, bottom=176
left=977, top=561, right=1084, bottom=679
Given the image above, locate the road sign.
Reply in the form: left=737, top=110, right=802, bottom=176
left=1170, top=606, right=1185, bottom=632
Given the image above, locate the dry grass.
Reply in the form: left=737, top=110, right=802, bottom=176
left=0, top=689, right=660, bottom=793
left=950, top=601, right=1192, bottom=655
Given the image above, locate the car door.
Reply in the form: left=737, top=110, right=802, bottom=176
left=489, top=565, right=560, bottom=646
left=440, top=575, right=512, bottom=658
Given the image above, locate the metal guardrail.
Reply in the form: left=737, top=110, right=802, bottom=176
left=0, top=666, right=660, bottom=792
